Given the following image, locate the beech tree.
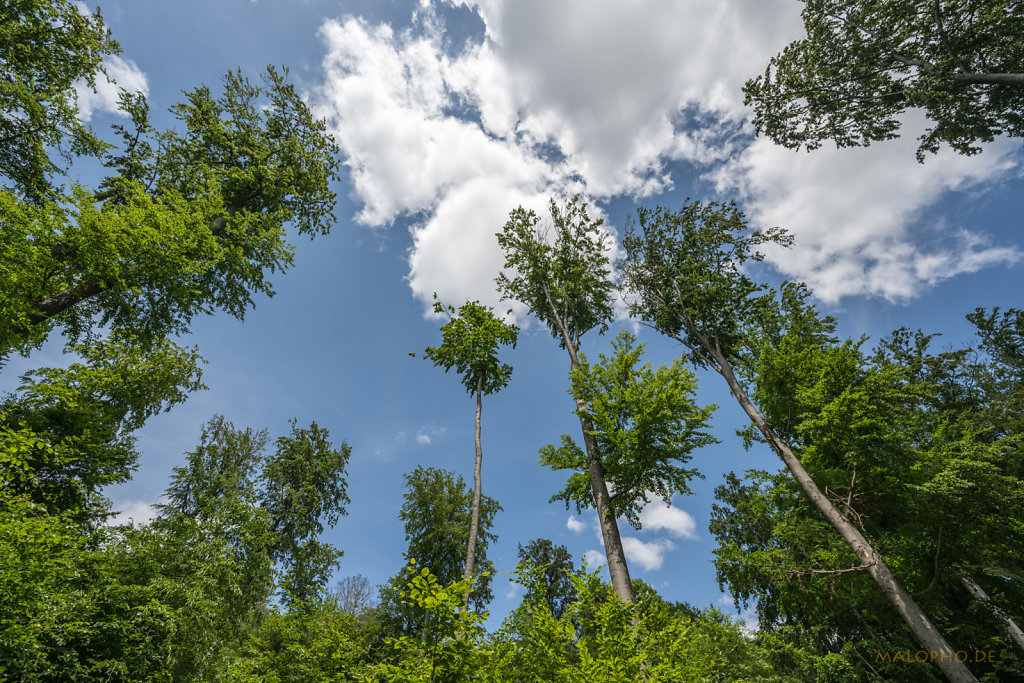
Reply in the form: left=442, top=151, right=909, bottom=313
left=744, top=0, right=1024, bottom=160
left=517, top=538, right=577, bottom=620
left=1, top=1, right=341, bottom=359
left=420, top=297, right=517, bottom=607
left=540, top=330, right=716, bottom=549
left=495, top=196, right=640, bottom=603
left=620, top=200, right=979, bottom=682
left=378, top=466, right=500, bottom=636
left=163, top=416, right=352, bottom=605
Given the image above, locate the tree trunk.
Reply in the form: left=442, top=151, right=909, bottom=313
left=713, top=351, right=977, bottom=682
left=462, top=377, right=484, bottom=610
left=536, top=281, right=634, bottom=603
left=959, top=573, right=1024, bottom=653
left=570, top=355, right=635, bottom=604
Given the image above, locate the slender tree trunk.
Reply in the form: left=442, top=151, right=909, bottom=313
left=462, top=377, right=484, bottom=610
left=537, top=281, right=634, bottom=603
left=570, top=355, right=635, bottom=604
left=712, top=350, right=977, bottom=683
left=959, top=573, right=1024, bottom=653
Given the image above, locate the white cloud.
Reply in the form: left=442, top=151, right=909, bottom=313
left=107, top=499, right=158, bottom=526
left=314, top=0, right=1020, bottom=311
left=415, top=432, right=432, bottom=444
left=711, top=115, right=1022, bottom=303
left=621, top=536, right=674, bottom=572
left=566, top=514, right=585, bottom=533
left=75, top=55, right=149, bottom=121
left=582, top=549, right=606, bottom=569
left=639, top=500, right=698, bottom=540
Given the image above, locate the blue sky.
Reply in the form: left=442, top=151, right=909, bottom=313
left=8, top=0, right=1023, bottom=628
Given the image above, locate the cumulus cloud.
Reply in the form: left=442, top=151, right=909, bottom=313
left=621, top=536, right=674, bottom=572
left=566, top=514, right=585, bottom=533
left=74, top=55, right=149, bottom=121
left=639, top=501, right=698, bottom=540
left=583, top=549, right=606, bottom=569
left=712, top=114, right=1022, bottom=303
left=314, top=0, right=1019, bottom=312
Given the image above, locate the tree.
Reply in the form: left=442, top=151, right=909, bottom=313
left=620, top=200, right=979, bottom=682
left=0, top=0, right=117, bottom=201
left=1, top=2, right=341, bottom=358
left=540, top=329, right=716, bottom=542
left=744, top=0, right=1024, bottom=160
left=0, top=490, right=275, bottom=680
left=378, top=466, right=501, bottom=636
left=420, top=297, right=517, bottom=607
left=333, top=574, right=378, bottom=616
left=517, top=539, right=578, bottom=620
left=1, top=335, right=204, bottom=521
left=496, top=196, right=640, bottom=603
left=162, top=415, right=352, bottom=605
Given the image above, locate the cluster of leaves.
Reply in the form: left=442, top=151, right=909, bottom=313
left=744, top=0, right=1024, bottom=159
left=541, top=329, right=717, bottom=529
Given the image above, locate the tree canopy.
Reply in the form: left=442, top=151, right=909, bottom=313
left=744, top=0, right=1024, bottom=160
left=541, top=330, right=717, bottom=529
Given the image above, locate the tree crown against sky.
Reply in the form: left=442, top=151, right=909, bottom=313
left=0, top=0, right=342, bottom=359
left=541, top=330, right=718, bottom=529
left=421, top=297, right=518, bottom=396
left=496, top=196, right=615, bottom=353
left=744, top=0, right=1024, bottom=160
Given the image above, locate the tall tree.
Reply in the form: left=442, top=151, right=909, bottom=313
left=163, top=416, right=352, bottom=605
left=379, top=466, right=501, bottom=636
left=1, top=0, right=341, bottom=359
left=744, top=0, right=1024, bottom=160
left=420, top=297, right=517, bottom=607
left=495, top=196, right=639, bottom=603
left=517, top=538, right=577, bottom=620
left=540, top=330, right=716, bottom=561
left=620, top=201, right=979, bottom=682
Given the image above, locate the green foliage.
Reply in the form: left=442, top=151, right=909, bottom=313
left=0, top=0, right=116, bottom=201
left=496, top=196, right=614, bottom=351
left=744, top=0, right=1024, bottom=160
left=225, top=601, right=378, bottom=682
left=162, top=415, right=352, bottom=606
left=0, top=59, right=341, bottom=356
left=368, top=564, right=489, bottom=682
left=710, top=305, right=1024, bottom=680
left=0, top=490, right=275, bottom=681
left=541, top=330, right=717, bottom=528
left=379, top=467, right=501, bottom=634
left=491, top=561, right=820, bottom=682
left=620, top=200, right=792, bottom=371
left=422, top=297, right=518, bottom=397
left=1, top=336, right=205, bottom=520
left=517, top=538, right=578, bottom=619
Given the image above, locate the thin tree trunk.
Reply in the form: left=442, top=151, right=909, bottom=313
left=959, top=573, right=1024, bottom=653
left=711, top=349, right=976, bottom=682
left=462, top=377, right=484, bottom=610
left=570, top=355, right=635, bottom=604
left=538, top=281, right=635, bottom=603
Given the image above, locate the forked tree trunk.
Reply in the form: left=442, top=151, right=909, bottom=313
left=462, top=376, right=485, bottom=610
left=712, top=349, right=976, bottom=683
